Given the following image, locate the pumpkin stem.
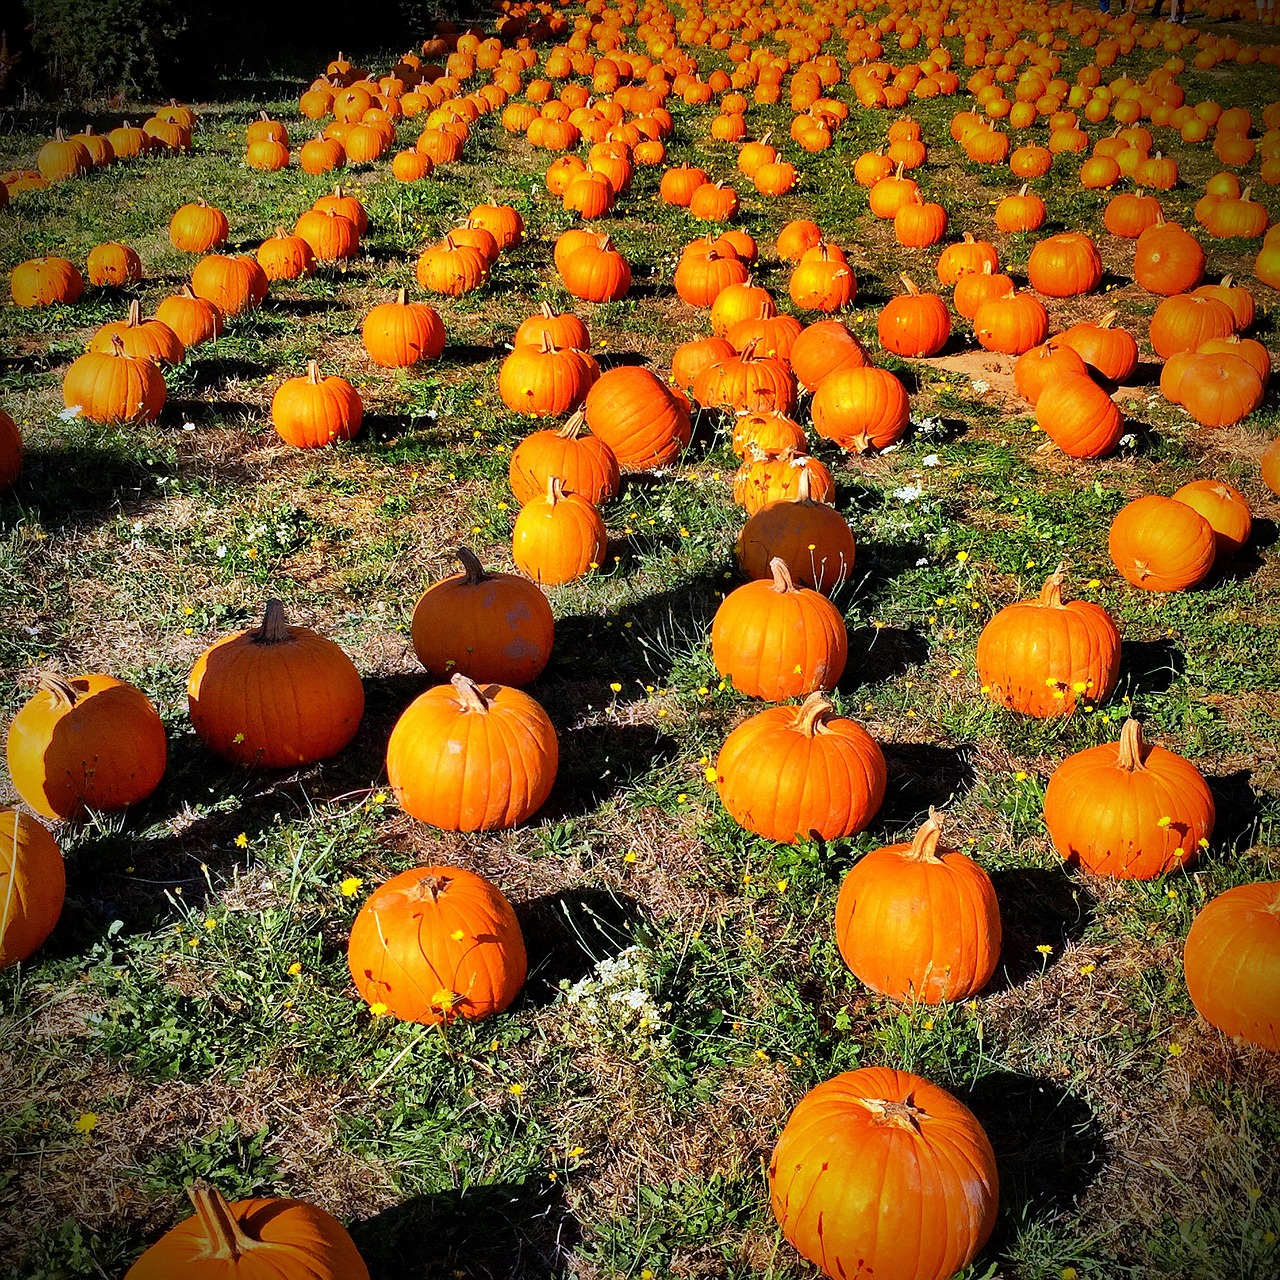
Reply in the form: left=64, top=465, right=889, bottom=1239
left=557, top=408, right=587, bottom=440
left=258, top=110, right=269, bottom=122
left=1220, top=274, right=1234, bottom=288
left=395, top=287, right=407, bottom=306
left=55, top=127, right=66, bottom=141
left=537, top=331, right=558, bottom=355
left=36, top=674, right=80, bottom=708
left=768, top=557, right=796, bottom=594
left=898, top=273, right=919, bottom=295
left=1097, top=310, right=1118, bottom=329
left=961, top=231, right=975, bottom=244
left=253, top=600, right=292, bottom=644
left=456, top=547, right=487, bottom=584
left=903, top=808, right=948, bottom=863
left=545, top=474, right=566, bottom=505
left=539, top=300, right=556, bottom=319
left=187, top=1182, right=258, bottom=1261
left=412, top=872, right=449, bottom=902
left=1115, top=719, right=1150, bottom=771
left=126, top=298, right=142, bottom=327
left=794, top=692, right=835, bottom=737
left=109, top=333, right=127, bottom=357
left=1018, top=182, right=1028, bottom=196
left=451, top=672, right=493, bottom=714
left=795, top=467, right=813, bottom=503
left=306, top=360, right=322, bottom=384
left=858, top=1096, right=925, bottom=1134
left=1037, top=563, right=1067, bottom=607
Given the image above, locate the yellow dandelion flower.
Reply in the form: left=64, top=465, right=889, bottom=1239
left=1037, top=944, right=1053, bottom=955
left=776, top=879, right=788, bottom=893
left=509, top=1083, right=524, bottom=1097
left=1079, top=963, right=1096, bottom=975
left=234, top=832, right=249, bottom=848
left=1167, top=1042, right=1184, bottom=1057
left=369, top=1002, right=388, bottom=1017
left=955, top=550, right=969, bottom=563
left=704, top=766, right=718, bottom=783
left=74, top=1112, right=98, bottom=1134
left=287, top=962, right=303, bottom=976
left=340, top=876, right=363, bottom=897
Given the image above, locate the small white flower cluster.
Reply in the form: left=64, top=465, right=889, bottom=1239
left=560, top=945, right=672, bottom=1060
left=911, top=413, right=947, bottom=440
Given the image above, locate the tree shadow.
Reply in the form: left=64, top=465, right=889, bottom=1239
left=840, top=624, right=929, bottom=689
left=876, top=741, right=976, bottom=830
left=961, top=1071, right=1108, bottom=1234
left=352, top=1180, right=578, bottom=1280
left=988, top=866, right=1096, bottom=990
left=1116, top=638, right=1186, bottom=698
left=1208, top=769, right=1263, bottom=856
left=516, top=886, right=649, bottom=1005
left=12, top=439, right=170, bottom=530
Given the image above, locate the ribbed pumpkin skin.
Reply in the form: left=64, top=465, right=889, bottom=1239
left=1027, top=233, right=1103, bottom=297
left=789, top=320, right=869, bottom=392
left=385, top=676, right=558, bottom=831
left=1035, top=373, right=1124, bottom=458
left=187, top=603, right=365, bottom=767
left=1171, top=481, right=1252, bottom=559
left=512, top=482, right=607, bottom=586
left=509, top=418, right=619, bottom=507
left=347, top=865, right=527, bottom=1024
left=271, top=367, right=363, bottom=448
left=190, top=255, right=268, bottom=316
left=1043, top=720, right=1215, bottom=879
left=0, top=809, right=65, bottom=969
left=973, top=292, right=1050, bottom=354
left=63, top=348, right=166, bottom=424
left=361, top=295, right=445, bottom=367
left=977, top=570, right=1120, bottom=716
left=124, top=1186, right=370, bottom=1280
left=156, top=288, right=223, bottom=347
left=1014, top=344, right=1088, bottom=405
left=734, top=451, right=834, bottom=515
left=169, top=202, right=229, bottom=252
left=498, top=342, right=599, bottom=417
left=6, top=676, right=167, bottom=820
left=256, top=232, right=315, bottom=282
left=769, top=1067, right=999, bottom=1280
left=1184, top=882, right=1280, bottom=1051
left=715, top=695, right=885, bottom=842
left=712, top=560, right=847, bottom=700
left=584, top=367, right=691, bottom=468
left=811, top=366, right=910, bottom=453
left=736, top=491, right=855, bottom=596
left=411, top=551, right=554, bottom=686
left=89, top=305, right=184, bottom=365
left=835, top=816, right=1002, bottom=1003
left=10, top=257, right=85, bottom=307
left=1108, top=496, right=1215, bottom=592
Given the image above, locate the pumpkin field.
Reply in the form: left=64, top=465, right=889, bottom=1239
left=2, top=0, right=1280, bottom=1276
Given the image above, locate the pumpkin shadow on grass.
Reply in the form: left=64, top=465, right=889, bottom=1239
left=15, top=440, right=173, bottom=531
left=354, top=1178, right=578, bottom=1279
left=840, top=624, right=930, bottom=689
left=1116, top=638, right=1187, bottom=698
left=987, top=866, right=1096, bottom=991
left=1209, top=516, right=1278, bottom=585
left=545, top=722, right=681, bottom=820
left=1207, top=769, right=1264, bottom=856
left=960, top=1071, right=1107, bottom=1234
left=438, top=343, right=500, bottom=368
left=876, top=741, right=977, bottom=832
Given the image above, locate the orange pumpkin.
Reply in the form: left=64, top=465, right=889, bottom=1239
left=1171, top=480, right=1252, bottom=559
left=0, top=809, right=65, bottom=969
left=511, top=475, right=607, bottom=586
left=1108, top=495, right=1216, bottom=592
left=271, top=362, right=363, bottom=448
left=1035, top=373, right=1124, bottom=458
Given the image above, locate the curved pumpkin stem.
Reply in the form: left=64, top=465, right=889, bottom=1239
left=544, top=474, right=566, bottom=505
left=899, top=273, right=919, bottom=296
left=856, top=1095, right=925, bottom=1134
left=1037, top=563, right=1067, bottom=607
left=1018, top=182, right=1029, bottom=196
left=253, top=600, right=292, bottom=644
left=1220, top=274, right=1234, bottom=289
left=1096, top=310, right=1118, bottom=330
left=557, top=408, right=587, bottom=439
left=1115, top=719, right=1150, bottom=772
left=903, top=808, right=948, bottom=864
left=124, top=299, right=142, bottom=327
left=451, top=672, right=493, bottom=714
left=187, top=1182, right=258, bottom=1260
left=109, top=333, right=127, bottom=357
left=456, top=547, right=488, bottom=584
left=768, top=557, right=796, bottom=594
left=539, top=300, right=557, bottom=319
left=795, top=467, right=814, bottom=504
left=794, top=692, right=835, bottom=737
left=36, top=674, right=80, bottom=708
left=303, top=360, right=323, bottom=385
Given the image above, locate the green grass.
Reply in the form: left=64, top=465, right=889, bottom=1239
left=2, top=8, right=1280, bottom=1280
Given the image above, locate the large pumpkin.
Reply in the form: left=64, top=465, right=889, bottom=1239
left=976, top=565, right=1121, bottom=716
left=62, top=337, right=167, bottom=425
left=711, top=557, right=847, bottom=701
left=1043, top=718, right=1215, bottom=879
left=509, top=409, right=620, bottom=507
left=411, top=548, right=554, bottom=686
left=361, top=289, right=445, bottom=367
left=0, top=809, right=65, bottom=969
left=1108, top=495, right=1215, bottom=592
left=584, top=366, right=691, bottom=469
left=1027, top=232, right=1103, bottom=298
left=1035, top=373, right=1124, bottom=458
left=769, top=1067, right=998, bottom=1280
left=187, top=601, right=365, bottom=768
left=6, top=674, right=167, bottom=820
left=124, top=1182, right=369, bottom=1280
left=715, top=693, right=885, bottom=843
left=1183, top=882, right=1280, bottom=1052
left=811, top=365, right=910, bottom=453
left=385, top=674, right=558, bottom=830
left=835, top=809, right=1002, bottom=1003
left=347, top=865, right=526, bottom=1024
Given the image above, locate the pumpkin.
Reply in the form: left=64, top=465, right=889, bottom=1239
left=976, top=565, right=1120, bottom=716
left=62, top=337, right=167, bottom=424
left=1265, top=437, right=1280, bottom=497
left=514, top=301, right=589, bottom=352
left=107, top=121, right=149, bottom=159
left=0, top=409, right=21, bottom=491
left=1171, top=480, right=1252, bottom=559
left=973, top=292, right=1049, bottom=354
left=659, top=164, right=707, bottom=206
left=776, top=219, right=824, bottom=261
left=725, top=311, right=802, bottom=364
left=709, top=281, right=776, bottom=338
left=1013, top=344, right=1088, bottom=405
left=347, top=865, right=527, bottom=1025
left=6, top=674, right=167, bottom=820
left=1183, top=882, right=1280, bottom=1052
left=86, top=241, right=143, bottom=287
left=10, top=256, right=84, bottom=307
left=124, top=1182, right=369, bottom=1280
left=313, top=186, right=368, bottom=233
left=689, top=180, right=739, bottom=222
left=692, top=340, right=795, bottom=415
left=1043, top=719, right=1215, bottom=879
left=271, top=362, right=363, bottom=448
left=1108, top=496, right=1216, bottom=592
left=361, top=289, right=446, bottom=367
left=385, top=674, right=558, bottom=830
left=169, top=201, right=230, bottom=253
left=512, top=475, right=607, bottom=585
left=89, top=300, right=184, bottom=366
left=190, top=255, right=268, bottom=317
left=499, top=335, right=600, bottom=418
left=1103, top=189, right=1162, bottom=238
left=674, top=239, right=748, bottom=307
left=711, top=557, right=846, bottom=701
left=1149, top=295, right=1236, bottom=359
left=877, top=275, right=951, bottom=358
left=156, top=286, right=223, bottom=348
left=715, top=693, right=885, bottom=842
left=953, top=264, right=1015, bottom=321
left=0, top=809, right=65, bottom=969
left=416, top=234, right=489, bottom=295
left=295, top=208, right=359, bottom=263
left=735, top=470, right=856, bottom=595
left=470, top=203, right=524, bottom=249
left=868, top=163, right=919, bottom=219
left=256, top=230, right=316, bottom=282
left=1053, top=311, right=1138, bottom=382
left=812, top=365, right=910, bottom=453
left=411, top=548, right=555, bottom=687
left=510, top=408, right=619, bottom=507
left=994, top=184, right=1046, bottom=233
left=731, top=411, right=808, bottom=459
left=1193, top=275, right=1256, bottom=332
left=1197, top=335, right=1269, bottom=385
left=672, top=336, right=735, bottom=392
left=560, top=234, right=631, bottom=302
left=790, top=320, right=870, bottom=393
left=1134, top=217, right=1205, bottom=295
left=299, top=135, right=345, bottom=175
left=187, top=601, right=365, bottom=768
left=1027, top=232, right=1103, bottom=298
left=770, top=1067, right=998, bottom=1280
left=835, top=809, right=1001, bottom=1003
left=734, top=448, right=834, bottom=515
left=789, top=242, right=857, bottom=311
left=936, top=232, right=999, bottom=285
left=37, top=129, right=91, bottom=181
left=585, top=366, right=691, bottom=469
left=1035, top=373, right=1124, bottom=458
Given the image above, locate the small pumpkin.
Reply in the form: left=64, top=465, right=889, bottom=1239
left=155, top=286, right=223, bottom=348
left=1134, top=216, right=1205, bottom=295
left=1013, top=343, right=1088, bottom=405
left=877, top=275, right=951, bottom=358
left=88, top=300, right=184, bottom=366
left=1053, top=311, right=1138, bottom=382
left=1035, top=373, right=1124, bottom=458
left=499, top=334, right=600, bottom=418
left=509, top=408, right=619, bottom=507
left=1027, top=232, right=1103, bottom=298
left=86, top=241, right=143, bottom=287
left=361, top=289, right=446, bottom=367
left=271, top=361, right=363, bottom=448
left=256, top=229, right=316, bottom=282
left=973, top=291, right=1049, bottom=354
left=511, top=475, right=607, bottom=586
left=790, top=320, right=870, bottom=393
left=190, top=254, right=268, bottom=317
left=1171, top=480, right=1252, bottom=559
left=1108, top=495, right=1216, bottom=592
left=169, top=201, right=229, bottom=253
left=63, top=336, right=167, bottom=425
left=0, top=809, right=65, bottom=969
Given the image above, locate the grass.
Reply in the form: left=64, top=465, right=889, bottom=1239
left=2, top=8, right=1280, bottom=1280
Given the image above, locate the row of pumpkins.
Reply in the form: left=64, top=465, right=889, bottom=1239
left=5, top=3, right=1280, bottom=1278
